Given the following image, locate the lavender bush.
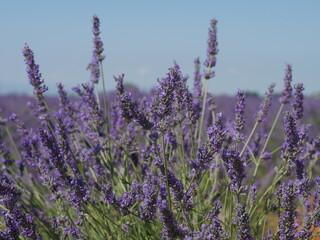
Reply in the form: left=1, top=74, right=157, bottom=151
left=1, top=15, right=320, bottom=240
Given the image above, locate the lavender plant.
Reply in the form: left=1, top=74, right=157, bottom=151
left=0, top=15, right=320, bottom=240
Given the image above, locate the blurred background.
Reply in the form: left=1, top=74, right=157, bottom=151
left=0, top=0, right=320, bottom=96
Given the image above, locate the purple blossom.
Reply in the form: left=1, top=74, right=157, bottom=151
left=249, top=185, right=258, bottom=207
left=157, top=199, right=190, bottom=239
left=155, top=160, right=185, bottom=203
left=281, top=111, right=300, bottom=164
left=255, top=83, right=275, bottom=122
left=234, top=90, right=246, bottom=132
left=280, top=64, right=293, bottom=104
left=22, top=44, right=50, bottom=125
left=0, top=173, right=42, bottom=239
left=221, top=147, right=246, bottom=195
left=115, top=74, right=153, bottom=130
left=292, top=83, right=304, bottom=120
left=67, top=176, right=91, bottom=208
left=307, top=136, right=320, bottom=159
left=185, top=221, right=228, bottom=240
left=57, top=83, right=77, bottom=129
left=296, top=214, right=313, bottom=240
left=234, top=202, right=253, bottom=240
left=102, top=184, right=117, bottom=205
left=206, top=200, right=222, bottom=221
left=118, top=181, right=142, bottom=216
left=193, top=114, right=226, bottom=169
left=92, top=15, right=105, bottom=61
left=277, top=181, right=299, bottom=240
left=152, top=64, right=181, bottom=123
left=73, top=83, right=105, bottom=134
left=138, top=174, right=158, bottom=221
left=204, top=19, right=218, bottom=79
left=38, top=128, right=69, bottom=181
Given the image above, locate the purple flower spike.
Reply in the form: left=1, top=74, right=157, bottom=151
left=138, top=174, right=158, bottom=221
left=115, top=74, right=153, bottom=130
left=221, top=147, right=246, bottom=195
left=193, top=58, right=202, bottom=101
left=92, top=15, right=105, bottom=62
left=277, top=181, right=299, bottom=240
left=23, top=45, right=45, bottom=89
left=0, top=173, right=42, bottom=239
left=204, top=19, right=218, bottom=79
left=153, top=65, right=181, bottom=120
left=280, top=64, right=293, bottom=104
left=281, top=111, right=299, bottom=164
left=102, top=184, right=117, bottom=205
left=249, top=185, right=258, bottom=207
left=89, top=15, right=105, bottom=84
left=23, top=44, right=50, bottom=124
left=157, top=199, right=189, bottom=239
left=255, top=83, right=276, bottom=122
left=90, top=55, right=100, bottom=84
left=292, top=83, right=304, bottom=120
left=234, top=202, right=253, bottom=240
left=234, top=89, right=246, bottom=132
left=155, top=160, right=185, bottom=203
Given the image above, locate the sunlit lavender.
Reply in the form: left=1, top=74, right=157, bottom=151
left=1, top=15, right=320, bottom=240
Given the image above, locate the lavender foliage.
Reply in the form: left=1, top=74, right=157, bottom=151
left=0, top=15, right=320, bottom=240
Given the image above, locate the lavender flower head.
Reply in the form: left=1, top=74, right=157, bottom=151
left=138, top=174, right=158, bottom=221
left=255, top=83, right=275, bottom=122
left=280, top=64, right=293, bottom=104
left=249, top=185, right=258, bottom=207
left=233, top=90, right=246, bottom=143
left=115, top=74, right=153, bottom=130
left=92, top=15, right=105, bottom=62
left=157, top=199, right=189, bottom=239
left=281, top=111, right=299, bottom=164
left=191, top=113, right=226, bottom=176
left=23, top=44, right=46, bottom=90
left=221, top=147, right=246, bottom=195
left=277, top=181, right=299, bottom=240
left=23, top=44, right=50, bottom=123
left=90, top=15, right=105, bottom=84
left=193, top=57, right=202, bottom=99
left=234, top=202, right=253, bottom=240
left=152, top=65, right=180, bottom=121
left=292, top=83, right=304, bottom=120
left=204, top=19, right=218, bottom=79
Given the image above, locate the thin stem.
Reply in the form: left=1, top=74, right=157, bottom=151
left=179, top=123, right=186, bottom=185
left=198, top=79, right=208, bottom=148
left=100, top=61, right=110, bottom=134
left=5, top=127, right=21, bottom=160
left=162, top=134, right=172, bottom=210
left=240, top=121, right=259, bottom=157
left=95, top=85, right=101, bottom=108
left=259, top=103, right=284, bottom=156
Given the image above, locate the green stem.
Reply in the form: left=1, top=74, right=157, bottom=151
left=162, top=134, right=172, bottom=210
left=259, top=103, right=284, bottom=156
left=246, top=104, right=284, bottom=204
left=198, top=79, right=208, bottom=148
left=100, top=61, right=110, bottom=134
left=240, top=121, right=259, bottom=157
left=179, top=123, right=186, bottom=185
left=95, top=85, right=101, bottom=108
left=5, top=127, right=21, bottom=160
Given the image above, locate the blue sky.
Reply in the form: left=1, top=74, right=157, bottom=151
left=0, top=1, right=320, bottom=96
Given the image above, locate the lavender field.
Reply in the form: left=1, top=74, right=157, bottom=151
left=1, top=15, right=320, bottom=240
